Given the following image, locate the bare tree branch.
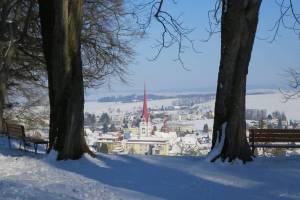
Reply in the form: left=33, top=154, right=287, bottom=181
left=131, top=0, right=199, bottom=70
left=201, top=0, right=222, bottom=42
left=270, top=0, right=300, bottom=42
left=280, top=67, right=300, bottom=101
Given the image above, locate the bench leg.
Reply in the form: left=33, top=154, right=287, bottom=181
left=45, top=143, right=48, bottom=153
left=23, top=140, right=27, bottom=152
left=250, top=130, right=255, bottom=155
left=8, top=136, right=11, bottom=149
left=34, top=144, right=38, bottom=154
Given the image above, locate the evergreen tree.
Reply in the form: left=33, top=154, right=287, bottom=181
left=84, top=113, right=96, bottom=126
left=123, top=118, right=128, bottom=128
left=99, top=113, right=111, bottom=133
left=102, top=123, right=109, bottom=133
left=281, top=113, right=287, bottom=121
left=203, top=124, right=209, bottom=133
left=277, top=118, right=283, bottom=129
left=99, top=143, right=108, bottom=153
left=109, top=123, right=117, bottom=132
left=267, top=114, right=273, bottom=120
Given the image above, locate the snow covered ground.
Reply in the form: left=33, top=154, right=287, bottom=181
left=1, top=139, right=300, bottom=200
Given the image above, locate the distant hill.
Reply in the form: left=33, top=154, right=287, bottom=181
left=97, top=93, right=215, bottom=103
left=96, top=89, right=277, bottom=103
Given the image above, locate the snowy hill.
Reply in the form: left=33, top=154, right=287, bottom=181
left=1, top=144, right=300, bottom=200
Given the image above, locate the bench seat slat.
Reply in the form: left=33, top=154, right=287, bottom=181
left=250, top=133, right=300, bottom=137
left=249, top=138, right=300, bottom=142
left=25, top=137, right=48, bottom=144
left=254, top=144, right=300, bottom=148
left=250, top=133, right=300, bottom=138
left=249, top=129, right=300, bottom=134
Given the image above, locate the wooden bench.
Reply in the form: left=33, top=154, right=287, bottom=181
left=249, top=129, right=300, bottom=154
left=5, top=123, right=48, bottom=153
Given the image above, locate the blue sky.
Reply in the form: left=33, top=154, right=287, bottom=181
left=89, top=0, right=300, bottom=95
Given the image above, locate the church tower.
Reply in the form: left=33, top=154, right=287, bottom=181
left=142, top=82, right=149, bottom=122
left=139, top=82, right=152, bottom=136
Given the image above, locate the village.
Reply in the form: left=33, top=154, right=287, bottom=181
left=82, top=87, right=300, bottom=156
left=84, top=85, right=212, bottom=156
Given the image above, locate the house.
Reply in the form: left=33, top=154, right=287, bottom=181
left=125, top=137, right=170, bottom=155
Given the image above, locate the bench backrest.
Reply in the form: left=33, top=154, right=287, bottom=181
left=6, top=123, right=25, bottom=139
left=249, top=129, right=300, bottom=142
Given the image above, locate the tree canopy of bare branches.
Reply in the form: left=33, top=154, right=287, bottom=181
left=128, top=0, right=197, bottom=69
left=0, top=0, right=46, bottom=129
left=82, top=0, right=141, bottom=88
left=0, top=0, right=141, bottom=129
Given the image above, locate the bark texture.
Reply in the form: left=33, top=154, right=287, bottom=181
left=0, top=29, right=11, bottom=131
left=211, top=0, right=262, bottom=162
left=38, top=0, right=93, bottom=160
left=0, top=75, right=6, bottom=131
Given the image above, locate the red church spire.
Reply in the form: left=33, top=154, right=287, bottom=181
left=142, top=82, right=149, bottom=122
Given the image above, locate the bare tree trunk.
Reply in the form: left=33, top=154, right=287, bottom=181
left=211, top=0, right=261, bottom=163
left=0, top=1, right=12, bottom=131
left=38, top=0, right=93, bottom=160
left=0, top=74, right=6, bottom=130
left=0, top=36, right=12, bottom=132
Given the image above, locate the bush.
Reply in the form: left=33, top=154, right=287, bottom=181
left=271, top=148, right=286, bottom=156
left=99, top=143, right=108, bottom=153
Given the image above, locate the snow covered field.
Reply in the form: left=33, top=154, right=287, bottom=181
left=201, top=92, right=300, bottom=120
left=1, top=140, right=300, bottom=200
left=85, top=92, right=300, bottom=120
left=85, top=98, right=177, bottom=115
left=246, top=93, right=300, bottom=120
